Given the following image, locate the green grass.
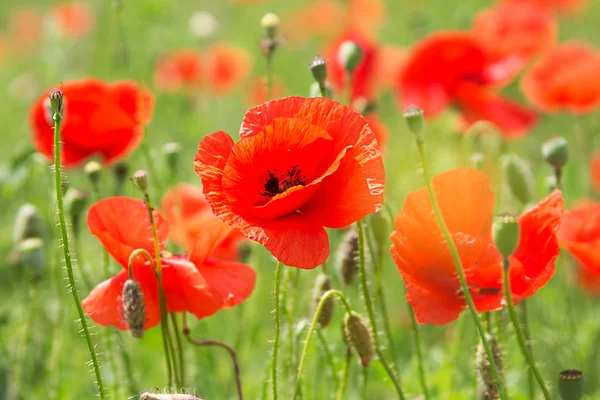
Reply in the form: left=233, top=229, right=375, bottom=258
left=1, top=0, right=600, bottom=399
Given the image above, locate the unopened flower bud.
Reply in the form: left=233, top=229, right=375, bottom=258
left=542, top=136, right=569, bottom=170
left=113, top=162, right=129, bottom=192
left=13, top=204, right=45, bottom=245
left=163, top=142, right=182, bottom=172
left=84, top=161, right=102, bottom=188
left=337, top=41, right=363, bottom=75
left=122, top=279, right=146, bottom=338
left=502, top=154, right=534, bottom=205
left=336, top=229, right=358, bottom=285
left=558, top=369, right=583, bottom=400
left=48, top=87, right=64, bottom=115
left=64, top=188, right=88, bottom=233
left=309, top=81, right=332, bottom=98
left=261, top=13, right=280, bottom=40
left=131, top=170, right=149, bottom=194
left=370, top=211, right=391, bottom=253
left=343, top=312, right=373, bottom=367
left=476, top=334, right=503, bottom=400
left=312, top=274, right=334, bottom=329
left=404, top=105, right=424, bottom=136
left=492, top=214, right=520, bottom=261
left=18, top=237, right=46, bottom=273
left=309, top=56, right=327, bottom=85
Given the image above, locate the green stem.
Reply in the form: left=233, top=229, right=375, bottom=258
left=408, top=305, right=430, bottom=400
left=171, top=313, right=186, bottom=387
left=115, top=3, right=130, bottom=69
left=272, top=260, right=283, bottom=400
left=266, top=54, right=273, bottom=101
left=141, top=143, right=165, bottom=195
left=522, top=301, right=535, bottom=400
left=503, top=258, right=551, bottom=399
left=361, top=368, right=369, bottom=400
left=414, top=139, right=507, bottom=400
left=53, top=110, right=106, bottom=399
left=318, top=83, right=328, bottom=98
left=293, top=289, right=353, bottom=399
left=14, top=281, right=39, bottom=398
left=336, top=349, right=352, bottom=400
left=316, top=330, right=339, bottom=387
left=115, top=331, right=139, bottom=396
left=356, top=221, right=406, bottom=400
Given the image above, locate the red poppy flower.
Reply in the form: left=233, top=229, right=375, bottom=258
left=82, top=197, right=256, bottom=331
left=592, top=152, right=600, bottom=193
left=558, top=202, right=600, bottom=275
left=30, top=79, right=154, bottom=167
left=521, top=42, right=600, bottom=114
left=284, top=1, right=345, bottom=43
left=205, top=43, right=252, bottom=94
left=500, top=0, right=587, bottom=14
left=51, top=2, right=94, bottom=39
left=154, top=50, right=204, bottom=92
left=473, top=3, right=556, bottom=72
left=245, top=77, right=287, bottom=106
left=194, top=96, right=385, bottom=269
left=346, top=0, right=386, bottom=38
left=9, top=8, right=43, bottom=50
left=398, top=32, right=537, bottom=138
left=390, top=168, right=563, bottom=325
left=161, top=184, right=245, bottom=261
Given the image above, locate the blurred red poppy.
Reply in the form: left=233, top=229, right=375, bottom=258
left=398, top=32, right=537, bottom=138
left=592, top=152, right=600, bottom=193
left=346, top=0, right=386, bottom=38
left=245, top=76, right=287, bottom=106
left=390, top=168, right=563, bottom=325
left=521, top=42, right=600, bottom=113
left=558, top=202, right=600, bottom=275
left=374, top=45, right=408, bottom=92
left=30, top=79, right=154, bottom=167
left=51, top=2, right=94, bottom=38
left=8, top=8, right=43, bottom=50
left=327, top=30, right=378, bottom=103
left=82, top=197, right=255, bottom=331
left=205, top=43, right=252, bottom=94
left=161, top=184, right=245, bottom=261
left=0, top=34, right=7, bottom=64
left=501, top=0, right=587, bottom=14
left=195, top=96, right=385, bottom=269
left=154, top=50, right=204, bottom=92
left=285, top=0, right=345, bottom=42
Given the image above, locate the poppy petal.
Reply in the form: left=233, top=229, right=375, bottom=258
left=558, top=202, right=600, bottom=274
left=197, top=258, right=256, bottom=308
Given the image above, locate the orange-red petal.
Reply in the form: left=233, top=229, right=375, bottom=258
left=197, top=258, right=256, bottom=308
left=558, top=202, right=600, bottom=274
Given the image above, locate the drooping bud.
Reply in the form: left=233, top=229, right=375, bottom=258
left=404, top=105, right=424, bottom=137
left=13, top=204, right=45, bottom=245
left=309, top=56, right=327, bottom=86
left=476, top=334, right=504, bottom=400
left=48, top=87, right=64, bottom=115
left=501, top=154, right=534, bottom=205
left=122, top=279, right=146, bottom=338
left=18, top=237, right=46, bottom=274
left=312, top=274, right=334, bottom=329
left=492, top=214, right=520, bottom=261
left=558, top=369, right=583, bottom=400
left=542, top=136, right=569, bottom=170
left=63, top=188, right=88, bottom=236
left=84, top=160, right=102, bottom=189
left=336, top=228, right=359, bottom=285
left=337, top=41, right=363, bottom=75
left=343, top=312, right=373, bottom=367
left=309, top=81, right=332, bottom=98
left=163, top=142, right=182, bottom=173
left=261, top=13, right=280, bottom=41
left=113, top=162, right=129, bottom=195
left=131, top=169, right=149, bottom=194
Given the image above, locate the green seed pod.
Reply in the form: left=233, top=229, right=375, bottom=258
left=343, top=312, right=373, bottom=367
left=337, top=41, right=363, bottom=75
left=542, top=136, right=569, bottom=170
left=492, top=214, right=520, bottom=261
left=312, top=274, right=334, bottom=329
left=84, top=160, right=102, bottom=188
left=131, top=169, right=149, bottom=194
left=64, top=188, right=88, bottom=231
left=261, top=13, right=280, bottom=41
left=18, top=237, right=46, bottom=274
left=404, top=105, right=424, bottom=136
left=502, top=154, right=534, bottom=205
left=476, top=334, right=503, bottom=400
left=48, top=87, right=64, bottom=115
left=336, top=228, right=358, bottom=285
left=122, top=279, right=146, bottom=338
left=309, top=81, right=332, bottom=98
left=370, top=211, right=391, bottom=254
left=309, top=56, right=327, bottom=85
left=558, top=369, right=583, bottom=400
left=163, top=142, right=182, bottom=173
left=13, top=203, right=45, bottom=245
left=113, top=162, right=129, bottom=194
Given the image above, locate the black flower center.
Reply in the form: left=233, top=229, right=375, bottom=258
left=261, top=165, right=307, bottom=198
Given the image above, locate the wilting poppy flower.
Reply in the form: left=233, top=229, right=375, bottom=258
left=8, top=8, right=43, bottom=50
left=473, top=3, right=556, bottom=72
left=205, top=43, right=252, bottom=94
left=327, top=30, right=378, bottom=102
left=398, top=32, right=537, bottom=138
left=558, top=202, right=600, bottom=275
left=51, top=2, right=94, bottom=39
left=390, top=168, right=563, bottom=325
left=245, top=76, right=287, bottom=106
left=30, top=79, right=154, bottom=167
left=195, top=96, right=385, bottom=269
left=154, top=50, right=204, bottom=92
left=521, top=42, right=600, bottom=114
left=82, top=197, right=256, bottom=331
left=591, top=152, right=600, bottom=193
left=501, top=0, right=587, bottom=14
left=162, top=184, right=245, bottom=261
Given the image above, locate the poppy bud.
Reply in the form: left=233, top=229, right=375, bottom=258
left=122, top=279, right=146, bottom=338
left=309, top=81, right=332, bottom=98
left=370, top=211, right=391, bottom=253
left=471, top=152, right=485, bottom=171
left=501, top=154, right=534, bottom=205
left=13, top=203, right=45, bottom=245
left=404, top=105, right=424, bottom=136
left=84, top=160, right=102, bottom=188
left=343, top=312, right=373, bottom=367
left=492, top=214, right=520, bottom=261
left=558, top=369, right=583, bottom=400
left=131, top=169, right=149, bottom=194
left=312, top=274, right=334, bottom=329
left=476, top=334, right=503, bottom=400
left=18, top=237, right=46, bottom=274
left=163, top=142, right=182, bottom=172
left=261, top=13, right=280, bottom=41
left=48, top=87, right=64, bottom=115
left=113, top=162, right=129, bottom=195
left=337, top=41, right=363, bottom=75
left=336, top=228, right=358, bottom=285
left=309, top=56, right=327, bottom=86
left=542, top=136, right=569, bottom=170
left=64, top=188, right=88, bottom=234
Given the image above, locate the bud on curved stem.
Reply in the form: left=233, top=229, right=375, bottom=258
left=336, top=228, right=359, bottom=285
left=312, top=274, right=334, bottom=328
left=343, top=312, right=373, bottom=368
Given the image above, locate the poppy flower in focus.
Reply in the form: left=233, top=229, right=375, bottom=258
left=30, top=79, right=154, bottom=167
left=82, top=197, right=256, bottom=331
left=161, top=184, right=245, bottom=261
left=521, top=42, right=600, bottom=113
left=473, top=3, right=556, bottom=74
left=558, top=202, right=600, bottom=276
left=591, top=152, right=600, bottom=193
left=501, top=0, right=587, bottom=14
left=51, top=2, right=95, bottom=39
left=154, top=50, right=204, bottom=92
left=398, top=32, right=537, bottom=138
left=8, top=8, right=43, bottom=50
left=327, top=30, right=378, bottom=102
left=205, top=43, right=252, bottom=94
left=195, top=96, right=385, bottom=269
left=245, top=77, right=287, bottom=106
left=390, top=168, right=563, bottom=325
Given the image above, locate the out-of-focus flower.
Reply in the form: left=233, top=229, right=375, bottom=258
left=205, top=43, right=252, bottom=94
left=8, top=8, right=43, bottom=50
left=374, top=45, right=408, bottom=91
left=154, top=50, right=204, bottom=92
left=500, top=0, right=587, bottom=14
left=346, top=0, right=386, bottom=38
left=246, top=76, right=287, bottom=106
left=189, top=11, right=219, bottom=40
left=50, top=2, right=94, bottom=39
left=558, top=202, right=600, bottom=275
left=30, top=79, right=154, bottom=167
left=521, top=42, right=600, bottom=114
left=194, top=96, right=384, bottom=269
left=284, top=1, right=345, bottom=42
left=0, top=34, right=7, bottom=64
